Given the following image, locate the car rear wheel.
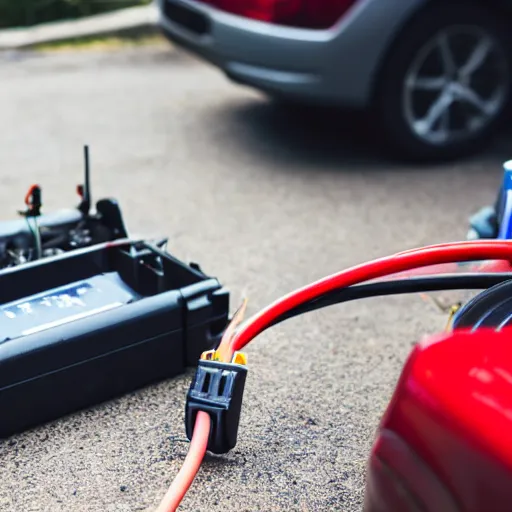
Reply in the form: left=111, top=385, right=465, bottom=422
left=374, top=2, right=512, bottom=162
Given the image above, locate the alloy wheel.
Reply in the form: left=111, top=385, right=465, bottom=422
left=403, top=26, right=510, bottom=146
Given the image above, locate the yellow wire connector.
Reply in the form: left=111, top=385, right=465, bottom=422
left=200, top=349, right=247, bottom=365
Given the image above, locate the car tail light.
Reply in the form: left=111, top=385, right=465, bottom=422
left=206, top=0, right=359, bottom=29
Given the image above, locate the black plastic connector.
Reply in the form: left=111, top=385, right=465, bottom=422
left=185, top=358, right=248, bottom=454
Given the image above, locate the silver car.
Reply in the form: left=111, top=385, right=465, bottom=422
left=158, top=0, right=512, bottom=161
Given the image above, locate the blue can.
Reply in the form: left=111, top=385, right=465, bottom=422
left=497, top=160, right=512, bottom=240
left=467, top=161, right=512, bottom=240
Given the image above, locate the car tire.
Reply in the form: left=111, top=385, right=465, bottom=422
left=374, top=2, right=512, bottom=162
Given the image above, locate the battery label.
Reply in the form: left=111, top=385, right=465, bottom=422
left=0, top=274, right=135, bottom=340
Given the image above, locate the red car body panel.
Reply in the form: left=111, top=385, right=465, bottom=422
left=364, top=328, right=512, bottom=512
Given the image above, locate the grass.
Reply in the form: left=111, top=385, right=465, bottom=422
left=34, top=32, right=166, bottom=52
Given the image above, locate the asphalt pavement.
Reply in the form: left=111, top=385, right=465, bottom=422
left=0, top=42, right=510, bottom=512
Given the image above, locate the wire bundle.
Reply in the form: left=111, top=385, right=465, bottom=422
left=156, top=240, right=512, bottom=511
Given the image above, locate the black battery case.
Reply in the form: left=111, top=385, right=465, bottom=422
left=0, top=240, right=229, bottom=438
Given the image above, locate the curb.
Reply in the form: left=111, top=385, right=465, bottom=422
left=0, top=3, right=160, bottom=50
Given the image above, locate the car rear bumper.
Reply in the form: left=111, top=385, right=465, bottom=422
left=158, top=0, right=345, bottom=104
left=158, top=0, right=421, bottom=107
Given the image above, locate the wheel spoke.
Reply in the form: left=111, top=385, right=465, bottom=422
left=458, top=86, right=497, bottom=115
left=437, top=33, right=457, bottom=75
left=460, top=36, right=493, bottom=77
left=408, top=76, right=446, bottom=91
left=414, top=92, right=453, bottom=135
left=440, top=103, right=451, bottom=135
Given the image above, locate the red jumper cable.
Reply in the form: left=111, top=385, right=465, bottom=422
left=156, top=240, right=512, bottom=511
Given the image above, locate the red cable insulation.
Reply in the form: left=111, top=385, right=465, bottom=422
left=228, top=241, right=512, bottom=354
left=162, top=240, right=512, bottom=511
left=155, top=411, right=211, bottom=512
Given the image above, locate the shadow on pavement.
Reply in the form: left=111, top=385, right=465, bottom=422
left=213, top=96, right=512, bottom=172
